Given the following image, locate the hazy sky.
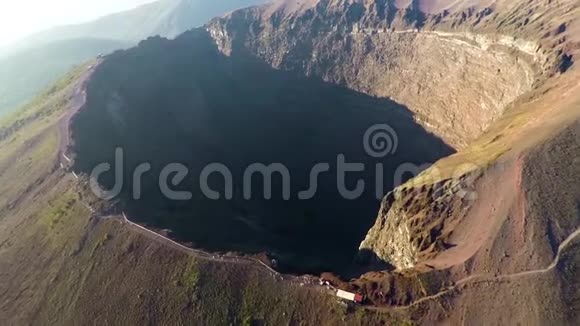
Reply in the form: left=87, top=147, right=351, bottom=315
left=0, top=0, right=155, bottom=45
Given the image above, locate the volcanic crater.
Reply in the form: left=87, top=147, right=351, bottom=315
left=71, top=0, right=560, bottom=276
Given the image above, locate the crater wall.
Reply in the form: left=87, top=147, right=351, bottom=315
left=207, top=1, right=541, bottom=148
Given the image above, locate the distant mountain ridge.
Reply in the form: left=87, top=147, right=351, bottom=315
left=7, top=0, right=270, bottom=51
left=0, top=38, right=129, bottom=114
left=0, top=0, right=270, bottom=116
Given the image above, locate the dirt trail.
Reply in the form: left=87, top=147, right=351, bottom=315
left=367, top=225, right=580, bottom=312
left=97, top=212, right=329, bottom=290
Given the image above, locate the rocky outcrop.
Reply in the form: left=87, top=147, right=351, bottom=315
left=359, top=173, right=479, bottom=269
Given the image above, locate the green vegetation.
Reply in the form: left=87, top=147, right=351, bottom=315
left=41, top=191, right=79, bottom=229
left=0, top=63, right=90, bottom=216
left=242, top=316, right=254, bottom=326
left=182, top=259, right=200, bottom=291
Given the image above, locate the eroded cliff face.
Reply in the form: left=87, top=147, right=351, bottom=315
left=206, top=0, right=544, bottom=148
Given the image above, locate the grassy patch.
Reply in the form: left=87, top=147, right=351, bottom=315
left=182, top=259, right=200, bottom=291
left=41, top=190, right=79, bottom=229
